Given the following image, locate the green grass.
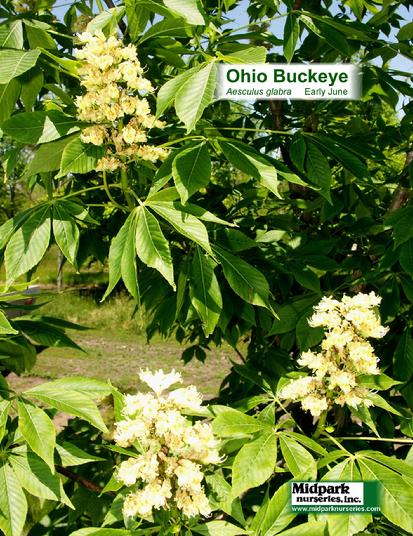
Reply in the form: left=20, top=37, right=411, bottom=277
left=9, top=291, right=236, bottom=398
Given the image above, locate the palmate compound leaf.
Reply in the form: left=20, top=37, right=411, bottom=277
left=102, top=210, right=139, bottom=302
left=171, top=142, right=211, bottom=203
left=135, top=205, right=175, bottom=289
left=0, top=463, right=28, bottom=536
left=189, top=246, right=222, bottom=336
left=17, top=401, right=56, bottom=472
left=213, top=246, right=274, bottom=313
left=175, top=61, right=218, bottom=133
left=4, top=204, right=52, bottom=285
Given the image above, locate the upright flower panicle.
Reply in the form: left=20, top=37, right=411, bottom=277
left=279, top=292, right=388, bottom=418
left=74, top=30, right=168, bottom=172
left=112, top=369, right=221, bottom=520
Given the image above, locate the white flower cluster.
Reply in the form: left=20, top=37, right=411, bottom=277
left=113, top=369, right=221, bottom=520
left=74, top=30, right=168, bottom=172
left=279, top=292, right=389, bottom=418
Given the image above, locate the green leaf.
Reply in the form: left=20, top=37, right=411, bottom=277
left=289, top=133, right=306, bottom=171
left=25, top=385, right=108, bottom=432
left=102, top=212, right=139, bottom=301
left=214, top=246, right=273, bottom=312
left=135, top=206, right=174, bottom=289
left=0, top=310, right=18, bottom=335
left=53, top=203, right=79, bottom=266
left=125, top=0, right=150, bottom=39
left=305, top=141, right=332, bottom=202
left=311, top=135, right=368, bottom=180
left=319, top=459, right=371, bottom=536
left=399, top=239, right=413, bottom=276
left=0, top=400, right=11, bottom=442
left=385, top=207, right=413, bottom=248
left=139, top=17, right=192, bottom=44
left=277, top=521, right=327, bottom=536
left=70, top=530, right=133, bottom=536
left=189, top=247, right=222, bottom=336
left=5, top=205, right=51, bottom=284
left=284, top=13, right=300, bottom=63
left=175, top=62, right=217, bottom=133
left=232, top=430, right=277, bottom=498
left=147, top=200, right=212, bottom=253
left=193, top=521, right=247, bottom=535
left=219, top=141, right=280, bottom=198
left=398, top=22, right=413, bottom=41
left=257, top=483, right=296, bottom=536
left=172, top=142, right=211, bottom=203
left=19, top=67, right=43, bottom=111
left=0, top=21, right=24, bottom=49
left=279, top=435, right=317, bottom=479
left=31, top=376, right=112, bottom=399
left=393, top=329, right=413, bottom=381
left=156, top=65, right=202, bottom=117
left=87, top=7, right=126, bottom=34
left=56, top=441, right=104, bottom=466
left=57, top=137, right=105, bottom=177
left=164, top=0, right=206, bottom=25
left=359, top=457, right=413, bottom=533
left=358, top=373, right=401, bottom=390
left=25, top=23, right=56, bottom=49
left=292, top=268, right=320, bottom=293
left=9, top=452, right=73, bottom=507
left=0, top=49, right=40, bottom=84
left=206, top=472, right=245, bottom=525
left=17, top=401, right=56, bottom=472
left=2, top=110, right=80, bottom=144
left=23, top=135, right=78, bottom=178
left=0, top=463, right=28, bottom=536
left=0, top=79, right=20, bottom=122
left=219, top=46, right=267, bottom=63
left=212, top=407, right=270, bottom=437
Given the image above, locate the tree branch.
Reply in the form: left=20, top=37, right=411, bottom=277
left=56, top=465, right=105, bottom=494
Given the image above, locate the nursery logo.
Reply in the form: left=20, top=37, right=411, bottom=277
left=290, top=481, right=381, bottom=513
left=216, top=63, right=361, bottom=100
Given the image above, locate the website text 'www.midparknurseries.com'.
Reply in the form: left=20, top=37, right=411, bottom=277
left=292, top=505, right=381, bottom=513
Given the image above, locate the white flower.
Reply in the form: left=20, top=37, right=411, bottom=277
left=168, top=386, right=203, bottom=411
left=139, top=368, right=182, bottom=394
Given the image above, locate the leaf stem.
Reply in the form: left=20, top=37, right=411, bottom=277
left=120, top=168, right=135, bottom=210
left=103, top=171, right=128, bottom=211
left=321, top=436, right=413, bottom=444
left=313, top=410, right=327, bottom=439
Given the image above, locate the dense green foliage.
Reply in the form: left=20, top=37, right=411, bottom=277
left=0, top=0, right=413, bottom=534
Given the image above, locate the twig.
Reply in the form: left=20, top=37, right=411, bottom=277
left=56, top=465, right=105, bottom=493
